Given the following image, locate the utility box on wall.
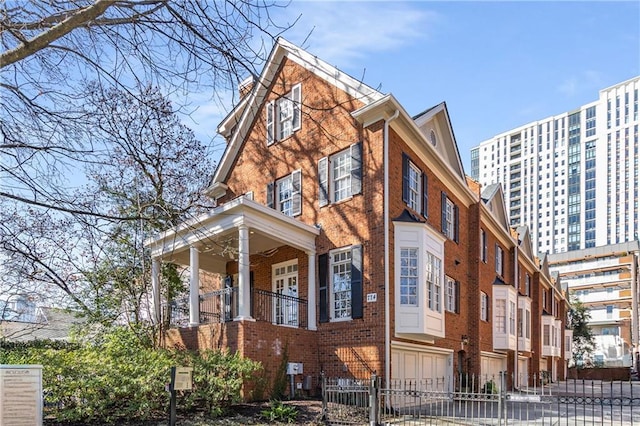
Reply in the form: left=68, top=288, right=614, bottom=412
left=286, top=362, right=303, bottom=375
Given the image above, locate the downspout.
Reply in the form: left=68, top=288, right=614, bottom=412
left=384, top=109, right=400, bottom=387
left=513, top=244, right=519, bottom=389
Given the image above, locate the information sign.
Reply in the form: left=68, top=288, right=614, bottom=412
left=0, top=364, right=43, bottom=426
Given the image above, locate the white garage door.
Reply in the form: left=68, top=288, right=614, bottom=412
left=481, top=354, right=506, bottom=384
left=391, top=348, right=452, bottom=391
left=517, top=358, right=528, bottom=387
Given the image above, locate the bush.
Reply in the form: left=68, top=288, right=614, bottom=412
left=179, top=349, right=262, bottom=416
left=260, top=400, right=298, bottom=424
left=0, top=326, right=261, bottom=423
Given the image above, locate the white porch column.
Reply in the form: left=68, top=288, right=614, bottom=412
left=307, top=250, right=317, bottom=330
left=189, top=246, right=200, bottom=326
left=236, top=225, right=253, bottom=320
left=151, top=258, right=161, bottom=324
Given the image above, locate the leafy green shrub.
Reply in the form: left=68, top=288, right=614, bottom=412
left=260, top=400, right=298, bottom=424
left=180, top=349, right=262, bottom=416
left=0, top=326, right=261, bottom=423
left=482, top=380, right=498, bottom=394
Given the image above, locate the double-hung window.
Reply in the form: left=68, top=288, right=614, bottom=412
left=318, top=245, right=363, bottom=322
left=318, top=143, right=362, bottom=206
left=441, top=192, right=459, bottom=242
left=399, top=248, right=419, bottom=306
left=480, top=229, right=488, bottom=262
left=402, top=153, right=428, bottom=216
left=266, top=170, right=301, bottom=217
left=481, top=292, right=489, bottom=321
left=495, top=299, right=506, bottom=333
left=495, top=244, right=504, bottom=276
left=445, top=276, right=459, bottom=313
left=266, top=83, right=301, bottom=144
left=426, top=252, right=441, bottom=313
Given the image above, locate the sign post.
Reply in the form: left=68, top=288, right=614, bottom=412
left=169, top=366, right=193, bottom=426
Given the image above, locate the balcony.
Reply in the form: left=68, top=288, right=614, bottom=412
left=564, top=273, right=628, bottom=288
left=162, top=287, right=309, bottom=329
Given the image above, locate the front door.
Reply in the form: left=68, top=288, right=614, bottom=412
left=273, top=260, right=299, bottom=326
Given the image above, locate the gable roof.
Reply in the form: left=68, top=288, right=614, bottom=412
left=480, top=183, right=511, bottom=233
left=412, top=102, right=466, bottom=182
left=209, top=38, right=385, bottom=190
left=0, top=307, right=82, bottom=342
left=515, top=225, right=535, bottom=260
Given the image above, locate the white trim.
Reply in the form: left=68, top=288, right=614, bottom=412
left=212, top=38, right=383, bottom=187
left=391, top=340, right=454, bottom=355
left=146, top=196, right=319, bottom=259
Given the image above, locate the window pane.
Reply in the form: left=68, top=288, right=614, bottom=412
left=332, top=150, right=351, bottom=202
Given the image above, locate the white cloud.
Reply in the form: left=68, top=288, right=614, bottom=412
left=276, top=1, right=437, bottom=67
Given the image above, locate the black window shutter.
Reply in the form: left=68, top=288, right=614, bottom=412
left=454, top=280, right=460, bottom=314
left=351, top=142, right=362, bottom=195
left=453, top=204, right=459, bottom=243
left=351, top=245, right=363, bottom=319
left=318, top=254, right=329, bottom=323
left=266, top=182, right=275, bottom=209
left=318, top=157, right=329, bottom=207
left=402, top=153, right=410, bottom=203
left=422, top=172, right=428, bottom=217
left=441, top=192, right=447, bottom=235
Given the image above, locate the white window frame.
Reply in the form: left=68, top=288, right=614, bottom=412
left=271, top=170, right=301, bottom=217
left=407, top=162, right=421, bottom=212
left=480, top=229, right=487, bottom=263
left=272, top=260, right=299, bottom=327
left=509, top=300, right=516, bottom=336
left=495, top=299, right=506, bottom=333
left=330, top=247, right=352, bottom=321
left=426, top=251, right=442, bottom=313
left=445, top=276, right=456, bottom=313
left=331, top=149, right=352, bottom=203
left=267, top=83, right=301, bottom=145
left=495, top=244, right=504, bottom=275
left=444, top=198, right=455, bottom=240
left=399, top=248, right=419, bottom=306
left=481, top=292, right=489, bottom=321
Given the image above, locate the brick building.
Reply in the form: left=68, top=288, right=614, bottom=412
left=146, top=38, right=570, bottom=395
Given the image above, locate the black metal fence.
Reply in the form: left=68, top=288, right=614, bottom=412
left=321, top=372, right=640, bottom=425
left=162, top=287, right=308, bottom=329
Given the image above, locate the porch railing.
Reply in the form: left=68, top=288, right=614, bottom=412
left=162, top=287, right=308, bottom=329
left=252, top=289, right=308, bottom=329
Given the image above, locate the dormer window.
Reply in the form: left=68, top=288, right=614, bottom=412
left=267, top=83, right=301, bottom=145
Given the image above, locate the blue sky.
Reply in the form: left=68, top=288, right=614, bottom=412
left=190, top=1, right=640, bottom=173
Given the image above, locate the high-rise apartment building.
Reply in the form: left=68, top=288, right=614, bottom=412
left=471, top=76, right=640, bottom=254
left=549, top=241, right=639, bottom=368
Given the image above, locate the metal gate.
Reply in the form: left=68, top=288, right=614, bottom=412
left=323, top=372, right=640, bottom=425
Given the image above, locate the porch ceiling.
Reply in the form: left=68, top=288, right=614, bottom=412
left=145, top=196, right=320, bottom=273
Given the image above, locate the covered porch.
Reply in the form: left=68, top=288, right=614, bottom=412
left=146, top=196, right=320, bottom=332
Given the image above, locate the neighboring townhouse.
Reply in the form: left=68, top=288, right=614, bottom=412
left=532, top=253, right=570, bottom=382
left=145, top=38, right=570, bottom=395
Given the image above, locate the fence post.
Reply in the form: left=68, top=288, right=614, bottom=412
left=369, top=373, right=378, bottom=426
left=321, top=372, right=327, bottom=422
left=499, top=370, right=507, bottom=426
